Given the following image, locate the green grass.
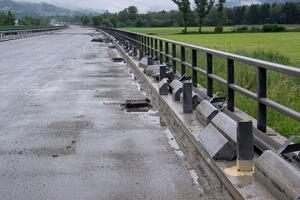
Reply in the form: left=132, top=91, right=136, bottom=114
left=123, top=26, right=300, bottom=138
left=162, top=32, right=300, bottom=66
left=122, top=26, right=234, bottom=35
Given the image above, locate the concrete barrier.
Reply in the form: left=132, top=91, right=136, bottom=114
left=211, top=112, right=237, bottom=143
left=143, top=65, right=160, bottom=76
left=255, top=150, right=300, bottom=200
left=195, top=100, right=219, bottom=125
left=199, top=124, right=236, bottom=160
left=169, top=80, right=183, bottom=101
left=159, top=78, right=169, bottom=95
left=139, top=56, right=152, bottom=68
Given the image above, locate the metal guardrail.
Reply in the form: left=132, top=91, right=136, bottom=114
left=0, top=26, right=66, bottom=38
left=100, top=27, right=300, bottom=134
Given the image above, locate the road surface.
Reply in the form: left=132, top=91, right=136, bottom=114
left=0, top=26, right=203, bottom=200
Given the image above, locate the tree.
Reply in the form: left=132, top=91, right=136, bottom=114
left=0, top=10, right=16, bottom=26
left=216, top=0, right=226, bottom=25
left=92, top=16, right=103, bottom=27
left=127, top=6, right=138, bottom=21
left=194, top=0, right=214, bottom=32
left=172, top=0, right=191, bottom=33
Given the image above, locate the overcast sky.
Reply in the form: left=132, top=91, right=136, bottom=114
left=14, top=0, right=180, bottom=12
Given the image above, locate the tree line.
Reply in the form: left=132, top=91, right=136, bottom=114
left=79, top=2, right=300, bottom=32
left=0, top=10, right=49, bottom=26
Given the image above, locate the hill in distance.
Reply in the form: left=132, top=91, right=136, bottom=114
left=0, top=0, right=104, bottom=17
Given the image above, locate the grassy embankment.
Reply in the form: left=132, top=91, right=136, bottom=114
left=123, top=26, right=300, bottom=138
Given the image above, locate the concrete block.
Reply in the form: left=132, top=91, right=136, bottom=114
left=255, top=150, right=300, bottom=200
left=211, top=112, right=237, bottom=143
left=169, top=80, right=183, bottom=101
left=166, top=71, right=175, bottom=82
left=159, top=78, right=169, bottom=95
left=199, top=124, right=236, bottom=160
left=139, top=56, right=152, bottom=68
left=128, top=50, right=134, bottom=56
left=143, top=65, right=160, bottom=76
left=151, top=73, right=160, bottom=81
left=195, top=100, right=219, bottom=125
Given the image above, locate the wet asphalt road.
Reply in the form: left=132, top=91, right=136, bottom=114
left=0, top=26, right=203, bottom=200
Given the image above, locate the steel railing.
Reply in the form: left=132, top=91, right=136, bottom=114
left=100, top=27, right=300, bottom=134
left=0, top=26, right=66, bottom=38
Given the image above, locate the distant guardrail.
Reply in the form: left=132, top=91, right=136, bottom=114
left=0, top=26, right=66, bottom=39
left=100, top=27, right=300, bottom=135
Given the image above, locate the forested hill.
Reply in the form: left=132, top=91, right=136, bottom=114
left=226, top=0, right=300, bottom=7
left=0, top=0, right=100, bottom=17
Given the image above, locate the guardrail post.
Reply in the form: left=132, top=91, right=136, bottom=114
left=160, top=65, right=167, bottom=81
left=147, top=37, right=150, bottom=56
left=192, top=49, right=198, bottom=87
left=183, top=81, right=193, bottom=113
left=150, top=38, right=154, bottom=58
left=207, top=53, right=213, bottom=97
left=165, top=41, right=169, bottom=66
left=159, top=40, right=163, bottom=64
left=237, top=120, right=254, bottom=172
left=181, top=46, right=186, bottom=76
left=133, top=45, right=138, bottom=57
left=172, top=44, right=176, bottom=73
left=227, top=59, right=235, bottom=111
left=155, top=39, right=158, bottom=58
left=257, top=67, right=267, bottom=133
left=143, top=36, right=146, bottom=54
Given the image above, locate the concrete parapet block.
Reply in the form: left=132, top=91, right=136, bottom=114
left=211, top=112, right=237, bottom=143
left=159, top=78, right=169, bottom=95
left=196, top=100, right=219, bottom=125
left=170, top=80, right=183, bottom=101
left=139, top=56, right=152, bottom=68
left=166, top=71, right=175, bottom=82
left=255, top=150, right=300, bottom=200
left=199, top=124, right=236, bottom=160
left=143, top=65, right=160, bottom=76
left=151, top=73, right=160, bottom=81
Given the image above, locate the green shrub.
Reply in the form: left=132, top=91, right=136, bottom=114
left=250, top=27, right=261, bottom=32
left=262, top=24, right=286, bottom=32
left=235, top=26, right=248, bottom=32
left=214, top=26, right=223, bottom=33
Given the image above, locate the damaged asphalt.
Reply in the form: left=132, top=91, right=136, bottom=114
left=0, top=26, right=203, bottom=200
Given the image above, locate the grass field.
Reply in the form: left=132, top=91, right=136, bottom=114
left=123, top=26, right=300, bottom=138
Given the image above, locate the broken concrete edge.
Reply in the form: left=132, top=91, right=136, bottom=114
left=112, top=40, right=246, bottom=200
left=255, top=150, right=300, bottom=200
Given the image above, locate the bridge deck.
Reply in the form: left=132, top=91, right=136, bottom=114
left=0, top=26, right=205, bottom=199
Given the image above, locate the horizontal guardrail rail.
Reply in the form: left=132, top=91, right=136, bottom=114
left=0, top=26, right=66, bottom=38
left=100, top=27, right=300, bottom=135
